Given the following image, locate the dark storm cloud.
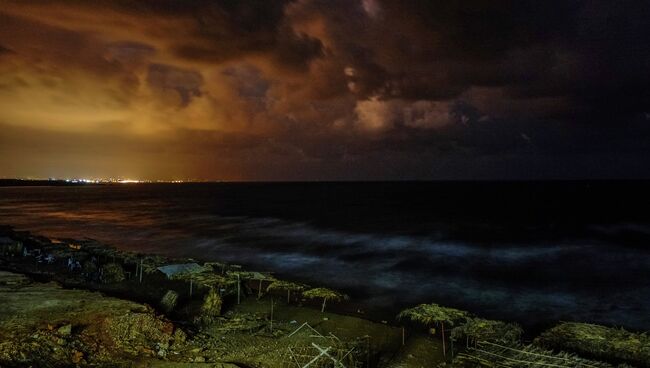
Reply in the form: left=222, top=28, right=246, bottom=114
left=147, top=64, right=203, bottom=107
left=0, top=0, right=649, bottom=180
left=106, top=0, right=325, bottom=70
left=0, top=45, right=13, bottom=55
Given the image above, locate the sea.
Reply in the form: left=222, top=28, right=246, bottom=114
left=1, top=181, right=649, bottom=333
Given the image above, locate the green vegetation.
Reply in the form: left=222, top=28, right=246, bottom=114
left=453, top=340, right=614, bottom=368
left=398, top=303, right=469, bottom=357
left=451, top=317, right=523, bottom=347
left=302, top=287, right=348, bottom=313
left=160, top=290, right=179, bottom=313
left=2, top=227, right=646, bottom=368
left=101, top=262, right=125, bottom=283
left=534, top=322, right=650, bottom=368
left=81, top=260, right=97, bottom=274
left=197, top=288, right=223, bottom=325
left=266, top=280, right=307, bottom=303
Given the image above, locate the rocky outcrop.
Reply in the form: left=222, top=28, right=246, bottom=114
left=0, top=271, right=178, bottom=366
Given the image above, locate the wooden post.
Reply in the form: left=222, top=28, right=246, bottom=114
left=258, top=279, right=262, bottom=299
left=270, top=298, right=274, bottom=332
left=139, top=259, right=143, bottom=283
left=237, top=273, right=241, bottom=304
left=441, top=322, right=446, bottom=358
left=287, top=289, right=290, bottom=304
left=402, top=327, right=406, bottom=346
left=451, top=336, right=454, bottom=358
left=367, top=336, right=371, bottom=367
left=321, top=298, right=326, bottom=313
left=189, top=278, right=193, bottom=298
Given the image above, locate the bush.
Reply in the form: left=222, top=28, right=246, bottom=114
left=196, top=288, right=222, bottom=325
left=82, top=260, right=97, bottom=274
left=451, top=318, right=523, bottom=345
left=160, top=290, right=179, bottom=313
left=102, top=263, right=125, bottom=284
left=534, top=322, right=650, bottom=368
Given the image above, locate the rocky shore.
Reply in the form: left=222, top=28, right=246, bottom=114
left=0, top=226, right=412, bottom=367
left=0, top=225, right=647, bottom=368
left=0, top=271, right=182, bottom=365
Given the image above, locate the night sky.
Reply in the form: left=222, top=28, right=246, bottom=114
left=1, top=1, right=649, bottom=180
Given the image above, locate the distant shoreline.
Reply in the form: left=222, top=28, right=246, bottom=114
left=0, top=179, right=98, bottom=187
left=4, top=178, right=650, bottom=187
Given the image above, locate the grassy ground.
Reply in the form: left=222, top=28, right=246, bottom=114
left=385, top=335, right=445, bottom=368
left=226, top=297, right=446, bottom=368
left=1, top=249, right=449, bottom=367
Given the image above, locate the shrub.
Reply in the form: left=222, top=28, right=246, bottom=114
left=196, top=288, right=222, bottom=325
left=534, top=322, right=650, bottom=368
left=160, top=290, right=179, bottom=313
left=451, top=318, right=523, bottom=346
left=82, top=260, right=98, bottom=274
left=102, top=263, right=125, bottom=284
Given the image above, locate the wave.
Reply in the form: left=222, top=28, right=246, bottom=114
left=2, top=187, right=650, bottom=331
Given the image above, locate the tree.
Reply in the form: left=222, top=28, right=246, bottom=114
left=303, top=288, right=348, bottom=313
left=397, top=303, right=468, bottom=357
left=266, top=280, right=308, bottom=303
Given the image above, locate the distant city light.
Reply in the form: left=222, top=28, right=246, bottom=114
left=3, top=176, right=195, bottom=184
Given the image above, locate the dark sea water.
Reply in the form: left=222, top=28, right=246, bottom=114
left=1, top=181, right=649, bottom=333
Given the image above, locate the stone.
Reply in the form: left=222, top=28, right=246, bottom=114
left=57, top=324, right=72, bottom=336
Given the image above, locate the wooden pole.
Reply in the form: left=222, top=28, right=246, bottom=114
left=321, top=298, right=326, bottom=313
left=189, top=278, right=193, bottom=298
left=451, top=336, right=454, bottom=358
left=258, top=279, right=262, bottom=299
left=367, top=336, right=370, bottom=367
left=402, top=327, right=406, bottom=346
left=139, top=259, right=143, bottom=283
left=441, top=322, right=446, bottom=358
left=237, top=274, right=241, bottom=304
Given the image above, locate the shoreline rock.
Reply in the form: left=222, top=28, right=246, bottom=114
left=0, top=271, right=177, bottom=366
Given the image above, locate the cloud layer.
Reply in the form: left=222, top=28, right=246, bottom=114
left=1, top=0, right=649, bottom=180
